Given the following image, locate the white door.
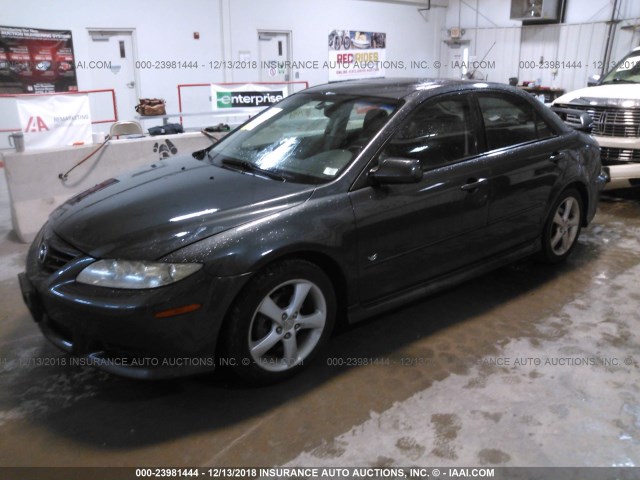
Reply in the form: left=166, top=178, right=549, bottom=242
left=258, top=31, right=291, bottom=96
left=86, top=30, right=138, bottom=123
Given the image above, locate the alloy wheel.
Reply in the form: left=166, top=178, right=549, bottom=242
left=550, top=196, right=581, bottom=256
left=248, top=279, right=327, bottom=372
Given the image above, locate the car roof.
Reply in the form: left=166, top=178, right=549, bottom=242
left=302, top=77, right=570, bottom=135
left=302, top=77, right=509, bottom=100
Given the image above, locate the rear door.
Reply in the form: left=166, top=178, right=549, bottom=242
left=474, top=92, right=566, bottom=253
left=349, top=93, right=493, bottom=302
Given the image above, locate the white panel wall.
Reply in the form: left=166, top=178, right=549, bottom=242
left=519, top=20, right=640, bottom=92
left=441, top=0, right=640, bottom=92
left=446, top=0, right=640, bottom=28
left=439, top=27, right=520, bottom=83
left=554, top=22, right=609, bottom=90
left=519, top=25, right=562, bottom=86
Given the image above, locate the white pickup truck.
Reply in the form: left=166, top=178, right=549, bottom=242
left=553, top=47, right=640, bottom=189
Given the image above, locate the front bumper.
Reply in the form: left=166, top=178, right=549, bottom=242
left=19, top=228, right=250, bottom=379
left=604, top=163, right=640, bottom=189
left=593, top=135, right=640, bottom=189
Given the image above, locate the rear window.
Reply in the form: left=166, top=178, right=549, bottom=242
left=477, top=94, right=556, bottom=150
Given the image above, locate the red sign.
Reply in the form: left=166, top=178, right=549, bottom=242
left=24, top=116, right=50, bottom=132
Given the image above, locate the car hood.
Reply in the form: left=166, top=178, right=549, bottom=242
left=553, top=84, right=640, bottom=105
left=51, top=156, right=314, bottom=259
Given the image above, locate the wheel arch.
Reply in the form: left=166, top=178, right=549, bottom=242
left=216, top=248, right=352, bottom=356
left=564, top=180, right=590, bottom=227
left=545, top=179, right=590, bottom=230
left=281, top=251, right=350, bottom=329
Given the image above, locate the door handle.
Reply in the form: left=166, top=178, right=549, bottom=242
left=550, top=151, right=566, bottom=162
left=460, top=177, right=487, bottom=192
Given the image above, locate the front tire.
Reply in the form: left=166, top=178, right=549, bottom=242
left=540, top=188, right=583, bottom=263
left=222, top=259, right=336, bottom=383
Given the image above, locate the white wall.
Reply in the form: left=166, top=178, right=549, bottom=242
left=445, top=0, right=640, bottom=28
left=0, top=0, right=226, bottom=108
left=222, top=0, right=447, bottom=86
left=4, top=0, right=640, bottom=151
left=0, top=0, right=447, bottom=148
left=0, top=0, right=226, bottom=147
left=441, top=0, right=640, bottom=91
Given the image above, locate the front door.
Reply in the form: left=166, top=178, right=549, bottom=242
left=349, top=93, right=492, bottom=303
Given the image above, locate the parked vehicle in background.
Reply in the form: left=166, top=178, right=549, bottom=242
left=553, top=46, right=640, bottom=189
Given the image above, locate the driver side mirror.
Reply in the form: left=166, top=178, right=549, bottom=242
left=550, top=107, right=594, bottom=134
left=576, top=112, right=594, bottom=133
left=368, top=158, right=423, bottom=185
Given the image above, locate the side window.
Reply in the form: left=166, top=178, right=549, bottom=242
left=381, top=96, right=478, bottom=170
left=535, top=114, right=555, bottom=139
left=321, top=100, right=395, bottom=151
left=477, top=94, right=555, bottom=151
left=346, top=101, right=394, bottom=135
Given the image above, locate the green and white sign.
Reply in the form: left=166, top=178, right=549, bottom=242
left=212, top=84, right=285, bottom=110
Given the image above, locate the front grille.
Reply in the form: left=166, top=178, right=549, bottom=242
left=41, top=235, right=81, bottom=273
left=599, top=146, right=640, bottom=165
left=555, top=103, right=640, bottom=138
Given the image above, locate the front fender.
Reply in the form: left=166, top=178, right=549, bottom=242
left=162, top=191, right=358, bottom=281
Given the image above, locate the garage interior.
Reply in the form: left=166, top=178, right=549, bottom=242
left=1, top=0, right=640, bottom=474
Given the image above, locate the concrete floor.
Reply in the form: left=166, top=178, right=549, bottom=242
left=0, top=166, right=639, bottom=468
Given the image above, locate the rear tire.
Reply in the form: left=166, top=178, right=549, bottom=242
left=222, top=259, right=336, bottom=383
left=539, top=188, right=583, bottom=264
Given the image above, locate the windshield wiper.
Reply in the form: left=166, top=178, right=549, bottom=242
left=221, top=159, right=286, bottom=181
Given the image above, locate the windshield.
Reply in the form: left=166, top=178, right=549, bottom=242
left=601, top=51, right=640, bottom=84
left=209, top=93, right=400, bottom=184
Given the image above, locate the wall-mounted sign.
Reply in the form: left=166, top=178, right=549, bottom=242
left=328, top=29, right=387, bottom=82
left=0, top=25, right=78, bottom=94
left=211, top=84, right=285, bottom=110
left=16, top=93, right=92, bottom=150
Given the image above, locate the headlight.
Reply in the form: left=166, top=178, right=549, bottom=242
left=76, top=259, right=202, bottom=289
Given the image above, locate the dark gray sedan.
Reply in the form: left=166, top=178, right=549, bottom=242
left=19, top=78, right=607, bottom=382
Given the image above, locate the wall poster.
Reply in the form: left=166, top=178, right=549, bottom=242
left=0, top=25, right=78, bottom=94
left=328, top=30, right=387, bottom=82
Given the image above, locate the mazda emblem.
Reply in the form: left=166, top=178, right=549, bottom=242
left=38, top=242, right=48, bottom=264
